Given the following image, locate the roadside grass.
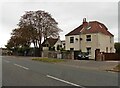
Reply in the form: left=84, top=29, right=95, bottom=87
left=113, top=64, right=120, bottom=72
left=32, top=57, right=66, bottom=63
left=106, top=64, right=120, bottom=72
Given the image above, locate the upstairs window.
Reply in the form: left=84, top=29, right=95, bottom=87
left=70, top=37, right=74, bottom=43
left=86, top=35, right=91, bottom=41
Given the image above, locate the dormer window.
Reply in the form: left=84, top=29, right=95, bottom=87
left=99, top=24, right=102, bottom=28
left=86, top=26, right=91, bottom=30
left=85, top=22, right=91, bottom=30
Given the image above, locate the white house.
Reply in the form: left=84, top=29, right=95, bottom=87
left=65, top=18, right=115, bottom=59
left=42, top=36, right=65, bottom=51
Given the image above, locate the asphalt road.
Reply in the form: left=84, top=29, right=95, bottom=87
left=2, top=56, right=119, bottom=87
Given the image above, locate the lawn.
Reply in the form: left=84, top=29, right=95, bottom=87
left=32, top=57, right=66, bottom=63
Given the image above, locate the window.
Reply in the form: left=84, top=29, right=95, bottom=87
left=46, top=44, right=49, bottom=47
left=43, top=44, right=48, bottom=47
left=86, top=47, right=91, bottom=55
left=70, top=48, right=74, bottom=51
left=49, top=46, right=55, bottom=51
left=106, top=47, right=108, bottom=53
left=86, top=26, right=91, bottom=30
left=57, top=45, right=60, bottom=50
left=57, top=45, right=62, bottom=50
left=110, top=47, right=112, bottom=53
left=70, top=37, right=74, bottom=43
left=99, top=24, right=102, bottom=28
left=86, top=35, right=91, bottom=41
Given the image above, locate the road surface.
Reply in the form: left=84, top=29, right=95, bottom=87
left=2, top=56, right=119, bottom=88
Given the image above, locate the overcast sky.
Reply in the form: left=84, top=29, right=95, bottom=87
left=0, top=0, right=119, bottom=47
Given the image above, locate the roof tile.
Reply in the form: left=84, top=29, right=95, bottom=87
left=65, top=20, right=113, bottom=36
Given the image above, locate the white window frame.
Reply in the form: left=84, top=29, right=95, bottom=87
left=70, top=37, right=74, bottom=43
left=86, top=35, right=91, bottom=41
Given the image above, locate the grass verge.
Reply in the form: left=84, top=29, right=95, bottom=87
left=106, top=64, right=120, bottom=72
left=112, top=64, right=120, bottom=72
left=32, top=57, right=66, bottom=63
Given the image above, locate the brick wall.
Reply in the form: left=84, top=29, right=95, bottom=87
left=103, top=53, right=120, bottom=61
left=95, top=52, right=120, bottom=61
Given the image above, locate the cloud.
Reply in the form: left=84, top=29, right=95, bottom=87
left=0, top=1, right=118, bottom=47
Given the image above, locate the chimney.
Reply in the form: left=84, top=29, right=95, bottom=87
left=83, top=18, right=87, bottom=23
left=83, top=18, right=88, bottom=26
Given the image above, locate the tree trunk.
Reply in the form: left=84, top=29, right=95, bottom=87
left=33, top=41, right=36, bottom=57
left=38, top=43, right=42, bottom=57
left=37, top=30, right=42, bottom=57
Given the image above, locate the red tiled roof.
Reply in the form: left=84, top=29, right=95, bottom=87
left=65, top=20, right=114, bottom=36
left=65, top=25, right=83, bottom=36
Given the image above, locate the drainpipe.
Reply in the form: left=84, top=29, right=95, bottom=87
left=79, top=33, right=82, bottom=52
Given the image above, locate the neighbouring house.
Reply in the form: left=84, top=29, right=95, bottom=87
left=65, top=18, right=115, bottom=59
left=42, top=36, right=65, bottom=51
left=61, top=40, right=65, bottom=49
left=1, top=48, right=12, bottom=55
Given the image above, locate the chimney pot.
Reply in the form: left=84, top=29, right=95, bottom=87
left=83, top=18, right=86, bottom=23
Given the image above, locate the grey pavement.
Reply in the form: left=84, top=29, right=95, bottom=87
left=57, top=59, right=119, bottom=71
left=2, top=56, right=119, bottom=87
